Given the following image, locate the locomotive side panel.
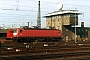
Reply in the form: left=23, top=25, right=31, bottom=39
left=21, top=29, right=62, bottom=37
left=13, top=28, right=62, bottom=42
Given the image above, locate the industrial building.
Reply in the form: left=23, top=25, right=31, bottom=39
left=44, top=9, right=90, bottom=41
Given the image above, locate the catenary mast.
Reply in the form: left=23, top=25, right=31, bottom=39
left=37, top=0, right=41, bottom=28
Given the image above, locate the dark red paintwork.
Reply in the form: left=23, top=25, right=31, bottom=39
left=13, top=28, right=62, bottom=42
left=6, top=30, right=14, bottom=40
left=15, top=28, right=61, bottom=37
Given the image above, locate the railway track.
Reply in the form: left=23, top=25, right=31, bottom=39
left=0, top=41, right=90, bottom=60
left=0, top=52, right=90, bottom=60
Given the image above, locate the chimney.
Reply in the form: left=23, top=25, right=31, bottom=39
left=28, top=22, right=29, bottom=28
left=81, top=22, right=84, bottom=27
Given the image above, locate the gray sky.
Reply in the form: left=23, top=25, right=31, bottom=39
left=0, top=0, right=90, bottom=28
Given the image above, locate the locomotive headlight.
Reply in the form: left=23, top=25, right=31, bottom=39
left=13, top=33, right=17, bottom=36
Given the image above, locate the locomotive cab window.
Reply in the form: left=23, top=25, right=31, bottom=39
left=14, top=30, right=17, bottom=33
left=20, top=30, right=23, bottom=33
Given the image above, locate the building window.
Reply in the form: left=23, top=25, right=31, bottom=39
left=78, top=29, right=80, bottom=31
left=56, top=16, right=57, bottom=18
left=59, top=19, right=61, bottom=22
left=70, top=14, right=78, bottom=17
left=58, top=26, right=60, bottom=28
left=59, top=16, right=61, bottom=18
left=82, top=35, right=84, bottom=37
left=65, top=20, right=68, bottom=22
left=69, top=15, right=70, bottom=17
left=58, top=19, right=59, bottom=21
left=48, top=22, right=49, bottom=24
left=52, top=17, right=54, bottom=19
left=46, top=17, right=49, bottom=19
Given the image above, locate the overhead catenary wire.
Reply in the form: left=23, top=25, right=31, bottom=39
left=0, top=0, right=90, bottom=12
left=0, top=0, right=90, bottom=28
left=0, top=0, right=90, bottom=10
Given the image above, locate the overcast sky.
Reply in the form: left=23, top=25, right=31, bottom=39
left=0, top=0, right=90, bottom=28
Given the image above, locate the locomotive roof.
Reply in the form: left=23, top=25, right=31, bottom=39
left=14, top=27, right=60, bottom=30
left=23, top=28, right=58, bottom=30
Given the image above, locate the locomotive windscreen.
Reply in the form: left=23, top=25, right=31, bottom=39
left=14, top=30, right=17, bottom=33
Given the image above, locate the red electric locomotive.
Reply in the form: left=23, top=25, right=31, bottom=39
left=12, top=28, right=62, bottom=42
left=6, top=30, right=14, bottom=40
